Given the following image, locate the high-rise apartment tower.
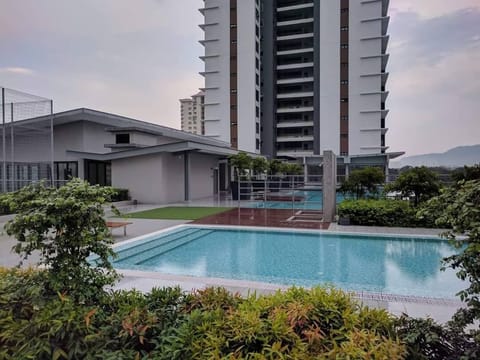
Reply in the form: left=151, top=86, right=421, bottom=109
left=180, top=91, right=205, bottom=135
left=200, top=0, right=396, bottom=169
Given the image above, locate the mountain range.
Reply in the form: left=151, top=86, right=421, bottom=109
left=390, top=144, right=480, bottom=168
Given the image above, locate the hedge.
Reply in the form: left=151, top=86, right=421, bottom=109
left=0, top=268, right=405, bottom=359
left=337, top=199, right=435, bottom=228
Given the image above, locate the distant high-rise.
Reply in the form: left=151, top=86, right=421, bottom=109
left=200, top=0, right=398, bottom=171
left=180, top=91, right=205, bottom=135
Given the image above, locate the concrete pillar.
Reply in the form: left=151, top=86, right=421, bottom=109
left=303, top=157, right=308, bottom=182
left=184, top=151, right=190, bottom=201
left=322, top=150, right=337, bottom=222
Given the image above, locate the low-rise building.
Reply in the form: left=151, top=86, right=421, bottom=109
left=0, top=108, right=236, bottom=203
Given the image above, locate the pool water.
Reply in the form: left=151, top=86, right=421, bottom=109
left=250, top=190, right=346, bottom=209
left=112, top=226, right=463, bottom=299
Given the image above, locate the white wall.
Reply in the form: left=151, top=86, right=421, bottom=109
left=349, top=0, right=385, bottom=154
left=112, top=152, right=220, bottom=204
left=189, top=153, right=218, bottom=200
left=202, top=0, right=231, bottom=144
left=131, top=132, right=158, bottom=146
left=112, top=153, right=172, bottom=204
left=319, top=0, right=340, bottom=154
left=82, top=121, right=113, bottom=154
left=237, top=0, right=259, bottom=153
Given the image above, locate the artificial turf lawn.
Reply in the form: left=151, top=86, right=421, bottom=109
left=124, top=206, right=232, bottom=220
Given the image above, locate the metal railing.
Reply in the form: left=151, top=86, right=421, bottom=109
left=234, top=175, right=324, bottom=210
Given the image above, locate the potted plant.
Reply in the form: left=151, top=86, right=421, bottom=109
left=229, top=152, right=252, bottom=200
left=251, top=157, right=268, bottom=193
left=267, top=159, right=283, bottom=193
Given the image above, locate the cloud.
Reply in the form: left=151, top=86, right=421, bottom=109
left=389, top=7, right=480, bottom=70
left=390, top=0, right=480, bottom=19
left=387, top=6, right=480, bottom=156
left=0, top=67, right=35, bottom=75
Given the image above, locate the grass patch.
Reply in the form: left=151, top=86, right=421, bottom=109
left=123, top=206, right=232, bottom=220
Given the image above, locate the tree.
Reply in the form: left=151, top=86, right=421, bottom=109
left=267, top=159, right=284, bottom=176
left=229, top=152, right=253, bottom=180
left=280, top=162, right=303, bottom=175
left=385, top=166, right=440, bottom=206
left=340, top=167, right=385, bottom=199
left=452, top=164, right=480, bottom=183
left=251, top=156, right=268, bottom=178
left=419, top=180, right=480, bottom=334
left=0, top=179, right=120, bottom=302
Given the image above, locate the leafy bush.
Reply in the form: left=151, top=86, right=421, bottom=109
left=420, top=180, right=480, bottom=327
left=338, top=199, right=435, bottom=227
left=0, top=268, right=406, bottom=359
left=0, top=179, right=120, bottom=303
left=340, top=167, right=385, bottom=199
left=111, top=188, right=129, bottom=202
left=395, top=315, right=480, bottom=359
left=385, top=166, right=441, bottom=206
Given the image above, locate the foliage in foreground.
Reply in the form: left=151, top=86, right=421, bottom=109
left=0, top=179, right=119, bottom=302
left=337, top=199, right=435, bottom=228
left=420, top=180, right=480, bottom=328
left=0, top=268, right=406, bottom=359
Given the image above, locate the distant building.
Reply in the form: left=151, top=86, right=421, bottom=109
left=180, top=91, right=205, bottom=135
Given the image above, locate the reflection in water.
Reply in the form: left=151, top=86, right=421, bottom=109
left=121, top=229, right=463, bottom=298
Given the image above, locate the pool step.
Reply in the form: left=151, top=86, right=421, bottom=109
left=114, top=228, right=201, bottom=260
left=135, top=229, right=215, bottom=265
left=115, top=229, right=213, bottom=265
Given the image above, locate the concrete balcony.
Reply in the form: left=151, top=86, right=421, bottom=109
left=277, top=77, right=314, bottom=85
left=276, top=135, right=314, bottom=142
left=198, top=22, right=219, bottom=30
left=360, top=128, right=389, bottom=135
left=277, top=18, right=314, bottom=27
left=361, top=16, right=390, bottom=35
left=361, top=53, right=390, bottom=71
left=360, top=91, right=389, bottom=102
left=360, top=72, right=389, bottom=87
left=277, top=149, right=314, bottom=157
left=277, top=62, right=314, bottom=70
left=277, top=33, right=314, bottom=41
left=277, top=106, right=314, bottom=113
left=360, top=109, right=390, bottom=117
left=277, top=47, right=314, bottom=56
left=360, top=145, right=390, bottom=151
left=198, top=6, right=219, bottom=15
left=277, top=121, right=314, bottom=128
left=277, top=3, right=314, bottom=13
left=277, top=92, right=314, bottom=99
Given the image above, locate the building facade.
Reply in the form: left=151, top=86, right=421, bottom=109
left=0, top=108, right=239, bottom=202
left=199, top=0, right=262, bottom=153
left=180, top=91, right=205, bottom=135
left=200, top=0, right=399, bottom=173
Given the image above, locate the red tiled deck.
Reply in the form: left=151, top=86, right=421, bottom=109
left=192, top=208, right=330, bottom=230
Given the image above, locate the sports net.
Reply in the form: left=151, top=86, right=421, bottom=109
left=0, top=87, right=54, bottom=192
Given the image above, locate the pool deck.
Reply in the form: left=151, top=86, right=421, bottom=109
left=193, top=208, right=330, bottom=230
left=0, top=203, right=460, bottom=323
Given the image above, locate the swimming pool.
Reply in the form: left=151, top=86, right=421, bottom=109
left=249, top=190, right=346, bottom=209
left=112, top=226, right=463, bottom=299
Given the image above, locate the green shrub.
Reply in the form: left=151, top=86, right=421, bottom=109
left=395, top=315, right=480, bottom=359
left=111, top=188, right=129, bottom=202
left=0, top=179, right=120, bottom=303
left=338, top=199, right=435, bottom=227
left=0, top=268, right=407, bottom=359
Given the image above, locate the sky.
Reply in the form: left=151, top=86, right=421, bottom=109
left=0, top=0, right=479, bottom=157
